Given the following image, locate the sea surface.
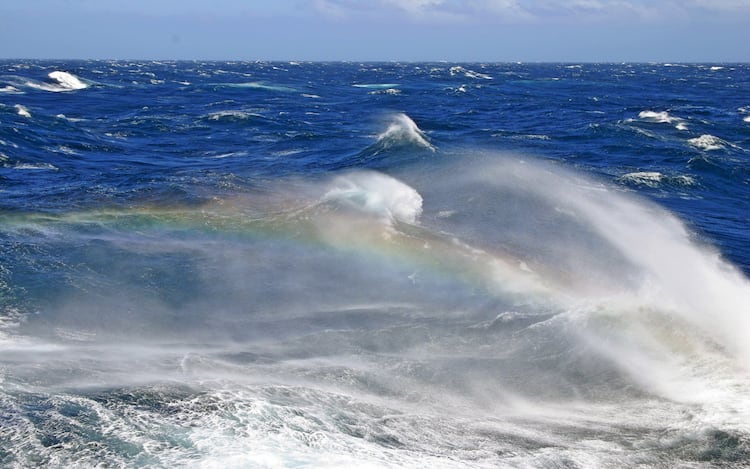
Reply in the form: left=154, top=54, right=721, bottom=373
left=1, top=61, right=749, bottom=467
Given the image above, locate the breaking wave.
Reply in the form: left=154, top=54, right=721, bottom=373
left=374, top=113, right=435, bottom=152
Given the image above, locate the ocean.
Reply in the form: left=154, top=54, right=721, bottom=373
left=1, top=61, right=749, bottom=467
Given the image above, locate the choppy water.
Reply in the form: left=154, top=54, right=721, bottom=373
left=1, top=61, right=749, bottom=467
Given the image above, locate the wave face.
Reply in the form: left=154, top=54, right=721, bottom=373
left=1, top=61, right=750, bottom=468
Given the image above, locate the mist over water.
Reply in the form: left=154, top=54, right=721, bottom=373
left=1, top=61, right=749, bottom=467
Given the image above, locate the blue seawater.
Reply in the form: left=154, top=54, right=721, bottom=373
left=1, top=61, right=749, bottom=467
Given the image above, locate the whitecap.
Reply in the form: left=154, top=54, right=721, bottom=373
left=56, top=114, right=86, bottom=122
left=221, top=82, right=297, bottom=93
left=618, top=172, right=663, bottom=188
left=0, top=85, right=22, bottom=94
left=638, top=110, right=679, bottom=124
left=710, top=66, right=724, bottom=71
left=638, top=110, right=690, bottom=130
left=301, top=93, right=321, bottom=99
left=321, top=171, right=423, bottom=225
left=13, top=163, right=58, bottom=170
left=744, top=116, right=750, bottom=123
left=368, top=88, right=401, bottom=95
left=376, top=113, right=435, bottom=152
left=14, top=104, right=31, bottom=118
left=271, top=149, right=304, bottom=157
left=352, top=83, right=400, bottom=89
left=450, top=65, right=492, bottom=80
left=207, top=110, right=263, bottom=121
left=208, top=151, right=249, bottom=159
left=688, top=134, right=726, bottom=151
left=47, top=71, right=88, bottom=90
left=46, top=145, right=81, bottom=156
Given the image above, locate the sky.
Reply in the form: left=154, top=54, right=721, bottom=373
left=1, top=0, right=748, bottom=62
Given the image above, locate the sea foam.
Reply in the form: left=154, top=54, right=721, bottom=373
left=321, top=171, right=423, bottom=225
left=47, top=71, right=88, bottom=90
left=376, top=113, right=435, bottom=152
left=637, top=110, right=688, bottom=130
left=688, top=134, right=726, bottom=151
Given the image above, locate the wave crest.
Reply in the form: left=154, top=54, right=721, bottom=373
left=321, top=171, right=423, bottom=225
left=375, top=113, right=435, bottom=152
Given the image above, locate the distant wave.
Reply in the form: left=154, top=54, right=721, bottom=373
left=353, top=83, right=400, bottom=89
left=368, top=88, right=401, bottom=95
left=3, top=70, right=90, bottom=93
left=14, top=104, right=31, bottom=118
left=217, top=82, right=297, bottom=93
left=450, top=66, right=492, bottom=80
left=205, top=110, right=264, bottom=121
left=688, top=134, right=727, bottom=151
left=12, top=162, right=58, bottom=171
left=0, top=85, right=22, bottom=94
left=638, top=110, right=688, bottom=130
left=618, top=171, right=696, bottom=188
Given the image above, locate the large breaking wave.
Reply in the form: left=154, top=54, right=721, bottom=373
left=1, top=145, right=749, bottom=466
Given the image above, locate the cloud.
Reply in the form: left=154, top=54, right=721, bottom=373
left=687, top=0, right=750, bottom=10
left=306, top=0, right=750, bottom=25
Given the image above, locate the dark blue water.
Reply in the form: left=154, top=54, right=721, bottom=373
left=1, top=61, right=749, bottom=467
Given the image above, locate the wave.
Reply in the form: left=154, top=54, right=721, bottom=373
left=4, top=71, right=90, bottom=93
left=14, top=104, right=31, bottom=118
left=2, top=152, right=750, bottom=466
left=11, top=162, right=58, bottom=171
left=618, top=171, right=696, bottom=188
left=353, top=83, right=400, bottom=89
left=373, top=113, right=435, bottom=153
left=205, top=110, right=264, bottom=121
left=320, top=171, right=423, bottom=225
left=368, top=88, right=401, bottom=95
left=688, top=134, right=727, bottom=151
left=638, top=110, right=688, bottom=130
left=0, top=85, right=22, bottom=94
left=217, top=82, right=297, bottom=92
left=450, top=66, right=492, bottom=80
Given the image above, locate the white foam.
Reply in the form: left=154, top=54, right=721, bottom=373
left=744, top=116, right=750, bottom=123
left=13, top=162, right=58, bottom=170
left=619, top=171, right=663, bottom=187
left=207, top=110, right=262, bottom=121
left=688, top=134, right=725, bottom=151
left=0, top=85, right=22, bottom=94
left=710, top=66, right=724, bottom=71
left=321, top=171, right=423, bottom=225
left=638, top=110, right=679, bottom=124
left=368, top=88, right=401, bottom=95
left=14, top=104, right=31, bottom=118
left=55, top=114, right=86, bottom=122
left=637, top=110, right=690, bottom=131
left=352, top=83, right=400, bottom=89
left=222, top=82, right=297, bottom=92
left=376, top=113, right=435, bottom=151
left=450, top=66, right=492, bottom=80
left=209, top=151, right=249, bottom=159
left=618, top=171, right=695, bottom=188
left=47, top=71, right=88, bottom=90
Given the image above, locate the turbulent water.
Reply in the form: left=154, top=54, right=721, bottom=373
left=1, top=61, right=749, bottom=467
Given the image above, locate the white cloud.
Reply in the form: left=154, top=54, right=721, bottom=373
left=380, top=0, right=447, bottom=14
left=307, top=0, right=750, bottom=24
left=687, top=0, right=750, bottom=11
left=312, top=0, right=350, bottom=19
